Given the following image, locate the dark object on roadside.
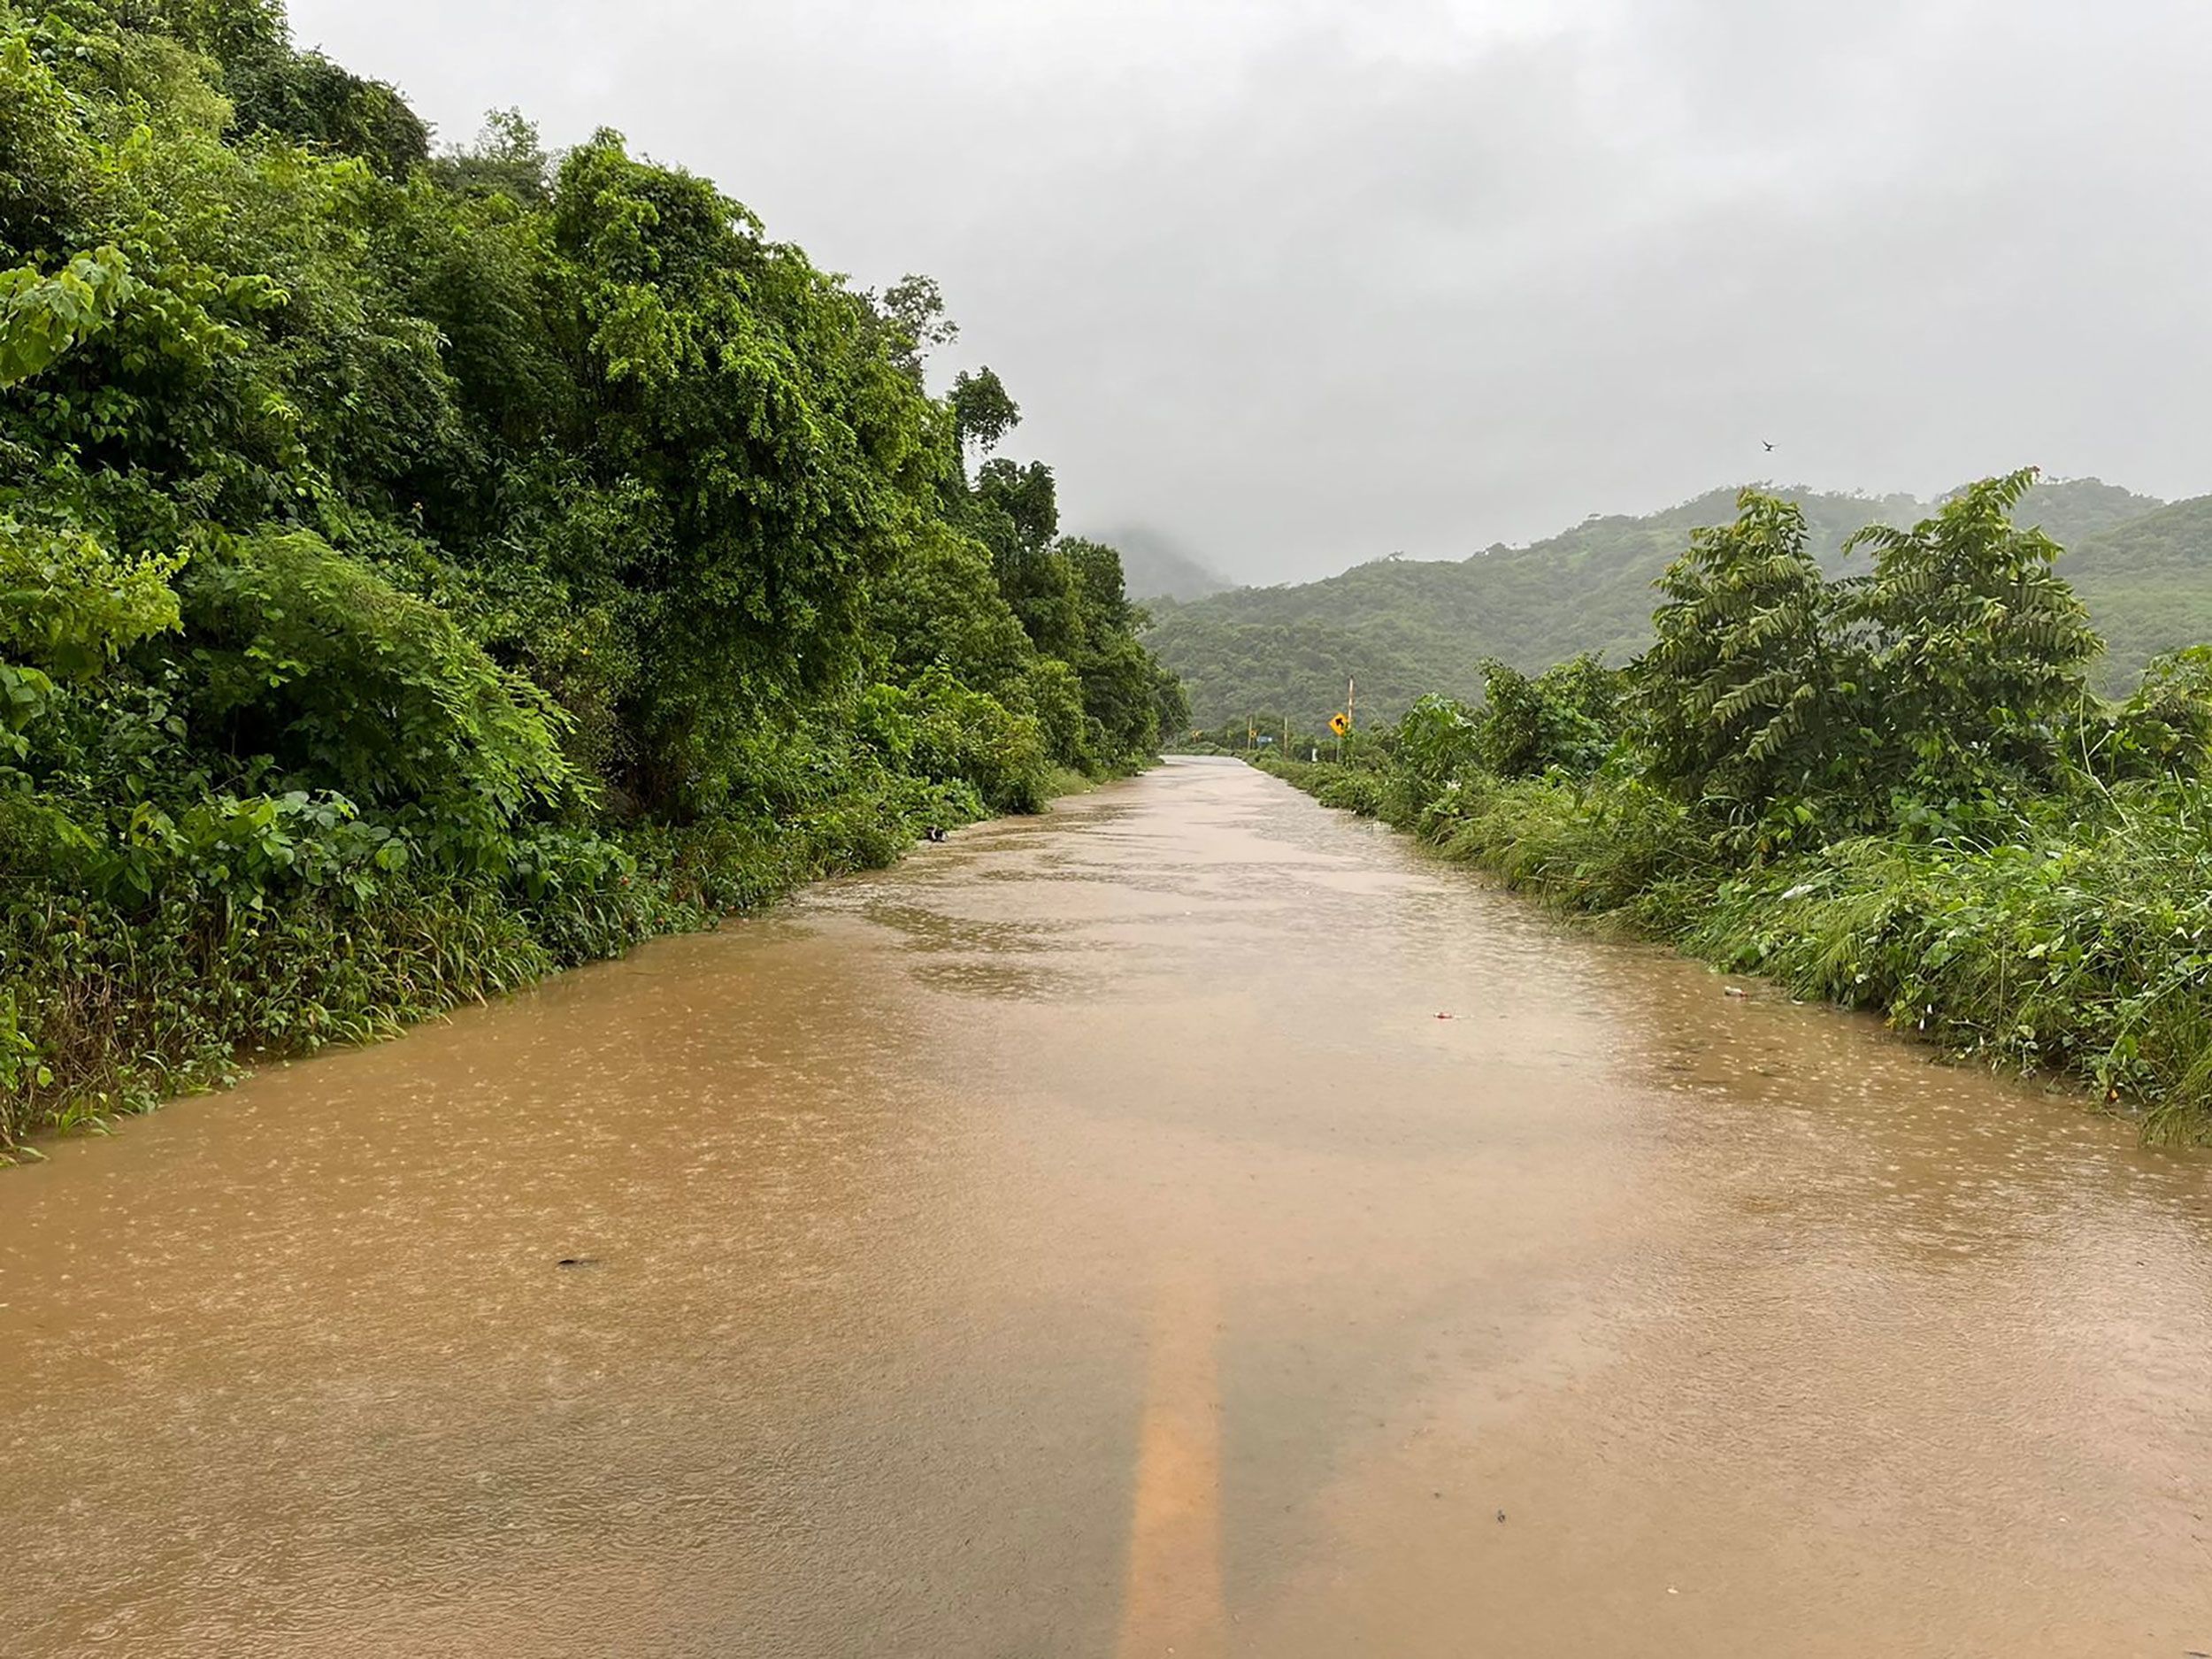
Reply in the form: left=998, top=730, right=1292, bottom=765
left=557, top=1256, right=601, bottom=1268
left=926, top=826, right=948, bottom=843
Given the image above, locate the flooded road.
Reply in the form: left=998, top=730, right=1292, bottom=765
left=4, top=757, right=2209, bottom=1655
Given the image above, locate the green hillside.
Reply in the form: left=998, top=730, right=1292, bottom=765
left=2065, top=495, right=2212, bottom=686
left=1148, top=478, right=2178, bottom=730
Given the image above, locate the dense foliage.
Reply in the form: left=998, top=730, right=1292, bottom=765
left=1259, top=480, right=2212, bottom=1144
left=0, top=0, right=1181, bottom=1149
left=1150, top=477, right=2199, bottom=733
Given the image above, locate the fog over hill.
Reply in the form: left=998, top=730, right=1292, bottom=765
left=1092, top=526, right=1233, bottom=604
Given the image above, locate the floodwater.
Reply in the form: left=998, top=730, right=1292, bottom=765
left=3, top=758, right=2209, bottom=1657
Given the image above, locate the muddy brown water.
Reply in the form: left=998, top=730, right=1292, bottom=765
left=4, top=757, right=2209, bottom=1656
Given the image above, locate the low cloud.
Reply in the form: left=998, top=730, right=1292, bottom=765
left=292, top=0, right=2212, bottom=580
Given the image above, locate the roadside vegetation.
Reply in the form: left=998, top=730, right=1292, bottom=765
left=0, top=0, right=1184, bottom=1152
left=1257, top=472, right=2212, bottom=1144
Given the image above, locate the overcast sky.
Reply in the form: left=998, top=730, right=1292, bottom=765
left=291, top=0, right=2212, bottom=584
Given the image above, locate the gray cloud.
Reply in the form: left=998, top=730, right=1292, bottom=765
left=290, top=0, right=2212, bottom=581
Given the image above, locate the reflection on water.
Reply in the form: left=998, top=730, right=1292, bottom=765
left=2, top=757, right=2208, bottom=1656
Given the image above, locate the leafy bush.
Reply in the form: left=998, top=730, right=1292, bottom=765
left=180, top=530, right=580, bottom=859
left=1474, top=654, right=1624, bottom=780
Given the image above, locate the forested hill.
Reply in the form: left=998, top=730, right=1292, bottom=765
left=0, top=0, right=1182, bottom=1148
left=2066, top=495, right=2212, bottom=685
left=1147, top=479, right=2189, bottom=730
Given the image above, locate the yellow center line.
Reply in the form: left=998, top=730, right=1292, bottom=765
left=1114, top=1272, right=1226, bottom=1659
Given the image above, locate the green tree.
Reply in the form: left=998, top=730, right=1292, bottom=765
left=430, top=107, right=551, bottom=206
left=541, top=130, right=942, bottom=803
left=872, top=520, right=1037, bottom=698
left=872, top=273, right=956, bottom=380
left=1847, top=467, right=2101, bottom=811
left=225, top=44, right=431, bottom=176
left=1636, top=490, right=1854, bottom=843
left=950, top=365, right=1018, bottom=460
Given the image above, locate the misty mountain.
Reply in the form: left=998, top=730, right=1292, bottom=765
left=1147, top=479, right=2186, bottom=732
left=1095, top=526, right=1234, bottom=603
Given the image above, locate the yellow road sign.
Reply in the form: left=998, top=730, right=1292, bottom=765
left=1329, top=712, right=1349, bottom=736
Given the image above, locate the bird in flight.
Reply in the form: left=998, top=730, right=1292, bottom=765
left=1763, top=440, right=1776, bottom=452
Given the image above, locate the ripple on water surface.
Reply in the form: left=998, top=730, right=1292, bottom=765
left=2, top=757, right=2208, bottom=1656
